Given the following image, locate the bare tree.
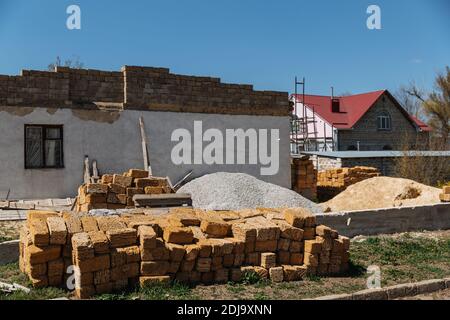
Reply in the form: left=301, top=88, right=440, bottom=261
left=48, top=56, right=84, bottom=71
left=395, top=83, right=424, bottom=118
left=394, top=131, right=450, bottom=185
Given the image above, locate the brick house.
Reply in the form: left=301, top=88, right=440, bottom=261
left=291, top=90, right=431, bottom=152
left=0, top=66, right=291, bottom=199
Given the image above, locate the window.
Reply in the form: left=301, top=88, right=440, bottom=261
left=25, top=125, right=64, bottom=169
left=347, top=145, right=357, bottom=151
left=383, top=145, right=393, bottom=150
left=377, top=113, right=391, bottom=130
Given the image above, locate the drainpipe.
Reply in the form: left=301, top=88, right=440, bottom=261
left=357, top=141, right=360, bottom=151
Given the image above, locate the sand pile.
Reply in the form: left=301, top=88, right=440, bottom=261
left=321, top=176, right=442, bottom=212
left=178, top=172, right=323, bottom=213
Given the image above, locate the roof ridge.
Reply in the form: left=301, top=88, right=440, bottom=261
left=292, top=90, right=386, bottom=99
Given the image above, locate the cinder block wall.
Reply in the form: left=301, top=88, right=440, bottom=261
left=0, top=66, right=290, bottom=116
left=0, top=66, right=291, bottom=199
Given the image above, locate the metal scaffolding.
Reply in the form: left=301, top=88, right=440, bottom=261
left=291, top=77, right=336, bottom=154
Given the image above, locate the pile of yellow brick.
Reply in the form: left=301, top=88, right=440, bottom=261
left=317, top=166, right=380, bottom=189
left=19, top=207, right=350, bottom=299
left=76, top=169, right=173, bottom=212
left=291, top=157, right=317, bottom=200
left=439, top=186, right=450, bottom=202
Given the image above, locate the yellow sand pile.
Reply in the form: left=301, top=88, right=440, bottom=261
left=321, top=177, right=442, bottom=212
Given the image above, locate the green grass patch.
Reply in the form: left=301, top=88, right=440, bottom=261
left=0, top=236, right=14, bottom=243
left=95, top=281, right=198, bottom=300
left=0, top=263, right=68, bottom=300
left=350, top=234, right=450, bottom=285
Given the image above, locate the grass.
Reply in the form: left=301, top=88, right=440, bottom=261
left=0, top=236, right=14, bottom=243
left=350, top=234, right=450, bottom=286
left=0, top=221, right=23, bottom=243
left=0, top=263, right=68, bottom=300
left=0, top=232, right=448, bottom=300
left=96, top=281, right=199, bottom=300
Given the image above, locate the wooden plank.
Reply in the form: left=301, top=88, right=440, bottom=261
left=91, top=160, right=99, bottom=183
left=133, top=193, right=192, bottom=208
left=173, top=170, right=193, bottom=190
left=139, top=117, right=152, bottom=175
left=83, top=156, right=90, bottom=184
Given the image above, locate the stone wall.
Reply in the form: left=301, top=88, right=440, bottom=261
left=123, top=66, right=289, bottom=116
left=309, top=155, right=342, bottom=171
left=0, top=66, right=290, bottom=116
left=338, top=92, right=429, bottom=151
left=340, top=157, right=396, bottom=176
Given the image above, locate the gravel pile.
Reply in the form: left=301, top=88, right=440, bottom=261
left=177, top=172, right=323, bottom=213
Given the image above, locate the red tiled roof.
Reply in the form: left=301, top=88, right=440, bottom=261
left=291, top=90, right=431, bottom=131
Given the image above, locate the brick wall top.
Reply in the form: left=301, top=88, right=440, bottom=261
left=0, top=66, right=290, bottom=116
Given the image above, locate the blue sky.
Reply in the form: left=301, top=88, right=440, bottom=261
left=0, top=0, right=448, bottom=95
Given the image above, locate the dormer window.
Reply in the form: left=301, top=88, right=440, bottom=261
left=377, top=112, right=391, bottom=130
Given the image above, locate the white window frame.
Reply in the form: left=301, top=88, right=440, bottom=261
left=377, top=113, right=391, bottom=131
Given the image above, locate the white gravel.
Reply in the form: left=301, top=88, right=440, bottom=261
left=177, top=172, right=323, bottom=213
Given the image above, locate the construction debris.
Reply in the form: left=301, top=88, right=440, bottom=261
left=177, top=172, right=323, bottom=213
left=76, top=169, right=173, bottom=212
left=322, top=176, right=442, bottom=212
left=19, top=207, right=350, bottom=298
left=0, top=281, right=30, bottom=293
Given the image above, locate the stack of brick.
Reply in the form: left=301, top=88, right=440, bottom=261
left=317, top=166, right=380, bottom=201
left=20, top=207, right=351, bottom=299
left=291, top=156, right=317, bottom=200
left=19, top=210, right=73, bottom=288
left=439, top=186, right=450, bottom=202
left=76, top=169, right=173, bottom=212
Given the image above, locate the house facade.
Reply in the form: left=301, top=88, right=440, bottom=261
left=0, top=66, right=291, bottom=199
left=291, top=90, right=431, bottom=152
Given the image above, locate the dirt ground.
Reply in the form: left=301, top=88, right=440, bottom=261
left=0, top=220, right=24, bottom=242
left=322, top=176, right=442, bottom=212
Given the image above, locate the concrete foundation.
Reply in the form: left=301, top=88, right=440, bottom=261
left=316, top=203, right=450, bottom=237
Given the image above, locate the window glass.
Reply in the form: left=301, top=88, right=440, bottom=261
left=25, top=127, right=43, bottom=168
left=25, top=125, right=63, bottom=168
left=46, top=127, right=61, bottom=139
left=377, top=113, right=391, bottom=130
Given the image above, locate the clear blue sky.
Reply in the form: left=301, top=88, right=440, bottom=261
left=0, top=0, right=448, bottom=95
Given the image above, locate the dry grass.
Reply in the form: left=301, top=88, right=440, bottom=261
left=0, top=221, right=24, bottom=242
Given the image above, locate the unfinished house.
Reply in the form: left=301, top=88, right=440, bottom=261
left=0, top=66, right=290, bottom=199
left=290, top=90, right=431, bottom=153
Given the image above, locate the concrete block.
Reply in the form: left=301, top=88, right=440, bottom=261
left=352, top=288, right=388, bottom=300
left=415, top=279, right=445, bottom=294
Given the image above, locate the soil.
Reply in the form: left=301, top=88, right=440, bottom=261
left=321, top=177, right=442, bottom=212
left=0, top=221, right=24, bottom=242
